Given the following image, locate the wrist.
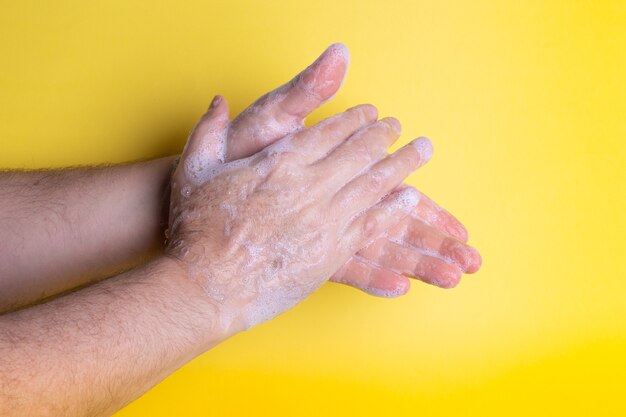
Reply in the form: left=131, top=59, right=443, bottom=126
left=157, top=156, right=179, bottom=231
left=157, top=254, right=247, bottom=342
left=134, top=156, right=178, bottom=236
left=152, top=255, right=241, bottom=349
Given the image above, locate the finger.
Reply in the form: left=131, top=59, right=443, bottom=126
left=330, top=256, right=410, bottom=298
left=182, top=95, right=230, bottom=184
left=310, top=118, right=401, bottom=183
left=226, top=43, right=350, bottom=160
left=415, top=196, right=470, bottom=242
left=333, top=137, right=433, bottom=219
left=373, top=217, right=481, bottom=273
left=338, top=187, right=420, bottom=258
left=286, top=104, right=378, bottom=164
left=392, top=184, right=469, bottom=242
left=401, top=217, right=481, bottom=273
left=358, top=238, right=463, bottom=289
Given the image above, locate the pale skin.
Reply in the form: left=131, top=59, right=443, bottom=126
left=0, top=44, right=482, bottom=416
left=0, top=88, right=430, bottom=417
left=0, top=43, right=480, bottom=314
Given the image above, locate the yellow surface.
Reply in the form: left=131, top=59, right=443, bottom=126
left=1, top=1, right=625, bottom=416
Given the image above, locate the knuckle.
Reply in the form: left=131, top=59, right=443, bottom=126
left=392, top=148, right=418, bottom=171
left=367, top=164, right=395, bottom=192
left=318, top=114, right=349, bottom=139
left=367, top=171, right=385, bottom=192
left=258, top=149, right=300, bottom=181
left=371, top=140, right=389, bottom=159
left=361, top=212, right=380, bottom=239
left=349, top=137, right=386, bottom=164
left=351, top=141, right=374, bottom=162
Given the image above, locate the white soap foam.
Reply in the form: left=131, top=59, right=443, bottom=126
left=412, top=137, right=433, bottom=163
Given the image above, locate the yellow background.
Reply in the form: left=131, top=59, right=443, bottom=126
left=1, top=1, right=625, bottom=415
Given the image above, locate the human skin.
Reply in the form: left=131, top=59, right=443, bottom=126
left=220, top=43, right=481, bottom=295
left=0, top=95, right=434, bottom=417
left=0, top=159, right=175, bottom=312
left=0, top=43, right=480, bottom=313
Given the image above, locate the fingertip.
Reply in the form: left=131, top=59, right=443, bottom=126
left=345, top=104, right=378, bottom=122
left=440, top=278, right=461, bottom=289
left=213, top=95, right=229, bottom=116
left=434, top=268, right=462, bottom=289
left=209, top=95, right=222, bottom=110
left=465, top=248, right=482, bottom=274
left=318, top=43, right=349, bottom=66
left=381, top=117, right=402, bottom=135
left=305, top=43, right=350, bottom=101
left=327, top=42, right=350, bottom=65
left=395, top=276, right=411, bottom=295
left=356, top=103, right=378, bottom=121
left=412, top=137, right=433, bottom=163
left=444, top=240, right=481, bottom=273
left=202, top=95, right=230, bottom=123
left=443, top=267, right=463, bottom=288
left=182, top=95, right=231, bottom=175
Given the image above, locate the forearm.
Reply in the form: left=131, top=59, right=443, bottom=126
left=0, top=156, right=176, bottom=312
left=0, top=256, right=229, bottom=417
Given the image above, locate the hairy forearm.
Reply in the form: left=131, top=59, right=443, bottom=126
left=0, top=256, right=228, bottom=417
left=0, top=157, right=176, bottom=313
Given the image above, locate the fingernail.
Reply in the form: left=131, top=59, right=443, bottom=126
left=347, top=104, right=378, bottom=120
left=310, top=43, right=350, bottom=71
left=210, top=95, right=222, bottom=109
left=327, top=42, right=350, bottom=60
left=382, top=117, right=402, bottom=134
left=321, top=43, right=349, bottom=60
left=412, top=137, right=433, bottom=163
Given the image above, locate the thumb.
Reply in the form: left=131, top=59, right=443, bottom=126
left=181, top=95, right=230, bottom=184
left=226, top=43, right=350, bottom=160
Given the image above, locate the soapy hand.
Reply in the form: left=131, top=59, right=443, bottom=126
left=166, top=96, right=431, bottom=332
left=218, top=43, right=481, bottom=296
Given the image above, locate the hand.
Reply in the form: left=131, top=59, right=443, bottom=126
left=217, top=43, right=481, bottom=296
left=166, top=96, right=431, bottom=332
left=334, top=197, right=481, bottom=295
